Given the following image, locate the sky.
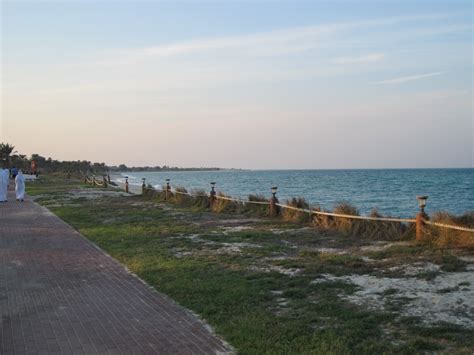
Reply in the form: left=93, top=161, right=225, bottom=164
left=1, top=0, right=473, bottom=169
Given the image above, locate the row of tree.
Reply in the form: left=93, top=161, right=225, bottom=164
left=0, top=143, right=108, bottom=174
left=0, top=142, right=222, bottom=174
left=111, top=164, right=220, bottom=172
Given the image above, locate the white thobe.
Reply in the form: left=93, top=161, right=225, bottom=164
left=0, top=169, right=7, bottom=202
left=15, top=173, right=25, bottom=201
left=6, top=169, right=10, bottom=187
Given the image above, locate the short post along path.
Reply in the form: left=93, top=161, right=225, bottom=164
left=0, top=187, right=231, bottom=354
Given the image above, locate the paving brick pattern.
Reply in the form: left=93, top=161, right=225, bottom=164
left=0, top=188, right=231, bottom=354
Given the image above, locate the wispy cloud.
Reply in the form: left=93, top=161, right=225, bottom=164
left=378, top=72, right=445, bottom=85
left=99, top=23, right=345, bottom=65
left=334, top=53, right=385, bottom=64
left=95, top=12, right=461, bottom=66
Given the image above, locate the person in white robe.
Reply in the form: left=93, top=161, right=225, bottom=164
left=0, top=168, right=7, bottom=202
left=4, top=168, right=9, bottom=187
left=15, top=170, right=25, bottom=202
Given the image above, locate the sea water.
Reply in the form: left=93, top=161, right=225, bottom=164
left=116, top=169, right=473, bottom=218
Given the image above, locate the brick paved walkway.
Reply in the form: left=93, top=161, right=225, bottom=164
left=0, top=188, right=231, bottom=354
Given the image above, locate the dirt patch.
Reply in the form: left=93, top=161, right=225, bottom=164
left=173, top=250, right=194, bottom=258
left=220, top=226, right=254, bottom=235
left=359, top=241, right=412, bottom=252
left=387, top=262, right=440, bottom=276
left=214, top=242, right=262, bottom=254
left=196, top=218, right=262, bottom=228
left=312, top=269, right=474, bottom=328
left=67, top=188, right=130, bottom=199
left=279, top=240, right=298, bottom=249
left=249, top=265, right=302, bottom=277
left=459, top=256, right=474, bottom=271
left=130, top=201, right=159, bottom=207
left=173, top=234, right=262, bottom=255
left=313, top=247, right=348, bottom=255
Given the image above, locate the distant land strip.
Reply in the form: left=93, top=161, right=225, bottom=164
left=109, top=166, right=232, bottom=172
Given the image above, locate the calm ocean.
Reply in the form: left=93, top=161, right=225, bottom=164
left=117, top=169, right=473, bottom=218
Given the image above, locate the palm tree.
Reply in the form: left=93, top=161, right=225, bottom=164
left=0, top=143, right=16, bottom=165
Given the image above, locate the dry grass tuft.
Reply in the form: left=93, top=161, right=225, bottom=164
left=141, top=185, right=173, bottom=202
left=191, top=189, right=210, bottom=209
left=311, top=204, right=407, bottom=240
left=242, top=194, right=269, bottom=216
left=328, top=202, right=359, bottom=234
left=425, top=211, right=474, bottom=249
left=212, top=192, right=241, bottom=213
left=142, top=186, right=157, bottom=198
left=282, top=197, right=312, bottom=223
left=334, top=202, right=360, bottom=216
left=172, top=186, right=192, bottom=205
left=143, top=184, right=471, bottom=246
left=248, top=194, right=268, bottom=203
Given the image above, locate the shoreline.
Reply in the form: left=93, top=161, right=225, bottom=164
left=107, top=170, right=474, bottom=218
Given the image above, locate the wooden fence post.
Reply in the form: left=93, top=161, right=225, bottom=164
left=125, top=176, right=129, bottom=193
left=269, top=186, right=280, bottom=217
left=415, top=196, right=428, bottom=241
left=107, top=172, right=111, bottom=184
left=209, top=182, right=216, bottom=208
left=165, top=179, right=170, bottom=201
left=92, top=175, right=96, bottom=186
left=103, top=175, right=108, bottom=188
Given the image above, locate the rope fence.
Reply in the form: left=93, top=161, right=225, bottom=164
left=275, top=203, right=417, bottom=223
left=423, top=220, right=474, bottom=233
left=82, top=174, right=108, bottom=188
left=81, top=173, right=474, bottom=237
left=215, top=195, right=270, bottom=205
left=172, top=189, right=208, bottom=198
left=167, top=183, right=473, bottom=234
left=173, top=188, right=269, bottom=204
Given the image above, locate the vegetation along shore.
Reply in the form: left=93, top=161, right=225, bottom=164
left=26, top=173, right=474, bottom=354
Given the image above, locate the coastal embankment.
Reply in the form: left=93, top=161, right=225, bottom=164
left=26, top=174, right=474, bottom=354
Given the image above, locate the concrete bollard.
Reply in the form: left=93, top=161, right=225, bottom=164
left=142, top=178, right=146, bottom=194
left=165, top=179, right=170, bottom=201
left=269, top=186, right=280, bottom=217
left=125, top=176, right=129, bottom=193
left=209, top=182, right=216, bottom=208
left=415, top=196, right=428, bottom=241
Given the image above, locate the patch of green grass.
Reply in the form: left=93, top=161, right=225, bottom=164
left=437, top=286, right=459, bottom=294
left=275, top=252, right=373, bottom=277
left=405, top=338, right=443, bottom=351
left=404, top=322, right=474, bottom=349
left=417, top=270, right=440, bottom=281
left=367, top=245, right=424, bottom=260
left=26, top=175, right=83, bottom=195
left=439, top=255, right=467, bottom=272
left=382, top=288, right=398, bottom=296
